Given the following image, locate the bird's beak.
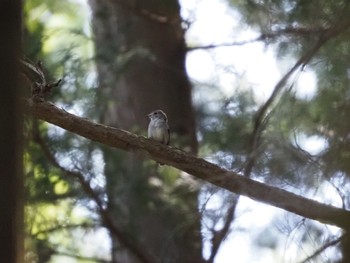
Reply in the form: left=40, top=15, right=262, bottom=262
left=146, top=113, right=151, bottom=118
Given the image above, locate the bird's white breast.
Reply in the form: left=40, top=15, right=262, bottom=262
left=148, top=119, right=167, bottom=142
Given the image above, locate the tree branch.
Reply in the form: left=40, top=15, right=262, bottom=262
left=31, top=223, right=94, bottom=237
left=187, top=27, right=322, bottom=51
left=187, top=23, right=350, bottom=51
left=51, top=250, right=111, bottom=263
left=208, top=196, right=238, bottom=263
left=27, top=100, right=350, bottom=230
left=244, top=18, right=350, bottom=177
left=299, top=235, right=344, bottom=263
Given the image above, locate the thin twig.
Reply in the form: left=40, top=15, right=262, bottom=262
left=299, top=235, right=344, bottom=263
left=32, top=223, right=94, bottom=237
left=20, top=59, right=62, bottom=100
left=32, top=123, right=155, bottom=263
left=244, top=19, right=350, bottom=177
left=187, top=26, right=328, bottom=51
left=208, top=196, right=239, bottom=263
left=206, top=19, right=350, bottom=262
left=51, top=249, right=111, bottom=263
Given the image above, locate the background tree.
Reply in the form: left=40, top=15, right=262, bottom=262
left=88, top=0, right=201, bottom=262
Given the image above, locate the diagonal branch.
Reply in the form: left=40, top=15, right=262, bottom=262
left=31, top=223, right=94, bottom=237
left=208, top=196, right=238, bottom=263
left=27, top=100, right=350, bottom=230
left=244, top=18, right=350, bottom=177
left=299, top=235, right=344, bottom=263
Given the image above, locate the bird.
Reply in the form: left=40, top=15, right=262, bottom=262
left=147, top=109, right=170, bottom=145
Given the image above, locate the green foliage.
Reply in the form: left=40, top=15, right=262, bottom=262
left=229, top=0, right=350, bottom=29
left=229, top=0, right=350, bottom=60
left=198, top=90, right=255, bottom=152
left=24, top=0, right=103, bottom=261
left=197, top=0, right=350, bottom=260
left=221, top=0, right=350, bottom=184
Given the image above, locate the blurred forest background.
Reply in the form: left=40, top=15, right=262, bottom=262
left=21, top=0, right=350, bottom=262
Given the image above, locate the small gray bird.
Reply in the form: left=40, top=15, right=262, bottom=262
left=147, top=109, right=170, bottom=145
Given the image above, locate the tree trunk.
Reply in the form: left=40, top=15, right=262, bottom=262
left=88, top=0, right=202, bottom=262
left=0, top=0, right=23, bottom=262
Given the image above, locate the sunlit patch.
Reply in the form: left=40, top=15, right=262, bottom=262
left=294, top=134, right=328, bottom=155
left=186, top=50, right=215, bottom=82
left=295, top=70, right=317, bottom=100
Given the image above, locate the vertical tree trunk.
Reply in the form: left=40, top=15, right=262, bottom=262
left=0, top=0, right=23, bottom=262
left=89, top=0, right=202, bottom=262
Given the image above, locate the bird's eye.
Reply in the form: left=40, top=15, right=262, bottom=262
left=155, top=112, right=158, bottom=115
